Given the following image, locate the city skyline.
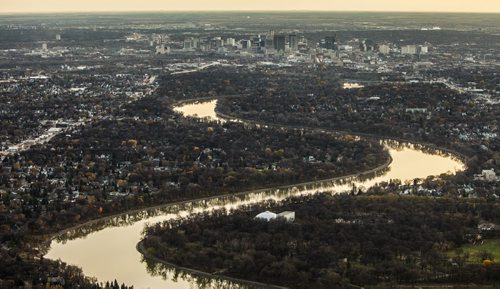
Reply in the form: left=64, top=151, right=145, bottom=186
left=2, top=0, right=500, bottom=14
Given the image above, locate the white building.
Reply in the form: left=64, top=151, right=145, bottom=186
left=401, top=45, right=417, bottom=55
left=183, top=38, right=199, bottom=50
left=337, top=45, right=353, bottom=51
left=226, top=38, right=236, bottom=46
left=477, top=169, right=497, bottom=181
left=278, top=211, right=295, bottom=222
left=405, top=108, right=428, bottom=113
left=255, top=211, right=295, bottom=222
left=418, top=45, right=429, bottom=54
left=379, top=44, right=390, bottom=54
left=255, top=211, right=277, bottom=221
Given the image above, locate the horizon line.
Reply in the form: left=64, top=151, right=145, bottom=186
left=1, top=10, right=500, bottom=15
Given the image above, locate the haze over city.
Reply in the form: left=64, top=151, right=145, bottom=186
left=2, top=0, right=500, bottom=13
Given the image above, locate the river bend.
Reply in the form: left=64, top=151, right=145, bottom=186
left=46, top=100, right=465, bottom=289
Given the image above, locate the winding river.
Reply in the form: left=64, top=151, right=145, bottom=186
left=45, top=100, right=465, bottom=289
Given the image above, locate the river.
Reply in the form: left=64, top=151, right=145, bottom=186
left=45, top=100, right=465, bottom=289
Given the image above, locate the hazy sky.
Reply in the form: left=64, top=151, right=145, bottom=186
left=2, top=0, right=500, bottom=13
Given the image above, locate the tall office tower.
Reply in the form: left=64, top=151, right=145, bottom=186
left=288, top=34, right=298, bottom=51
left=240, top=39, right=252, bottom=49
left=212, top=37, right=224, bottom=49
left=265, top=30, right=275, bottom=48
left=251, top=35, right=264, bottom=53
left=273, top=34, right=286, bottom=52
left=183, top=38, right=194, bottom=50
left=324, top=36, right=336, bottom=50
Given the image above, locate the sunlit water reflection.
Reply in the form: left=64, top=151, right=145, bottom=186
left=46, top=100, right=465, bottom=289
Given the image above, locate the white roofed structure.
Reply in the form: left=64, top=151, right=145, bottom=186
left=255, top=211, right=277, bottom=221
left=278, top=211, right=295, bottom=222
left=255, top=211, right=295, bottom=222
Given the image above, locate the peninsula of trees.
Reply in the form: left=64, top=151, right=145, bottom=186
left=142, top=194, right=500, bottom=288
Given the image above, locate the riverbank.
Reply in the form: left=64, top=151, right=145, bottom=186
left=213, top=107, right=470, bottom=166
left=137, top=240, right=290, bottom=289
left=173, top=96, right=468, bottom=165
left=171, top=94, right=246, bottom=107
left=140, top=195, right=499, bottom=288
left=43, top=97, right=395, bottom=249
left=43, top=149, right=393, bottom=252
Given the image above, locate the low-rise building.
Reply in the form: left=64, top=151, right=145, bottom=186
left=255, top=210, right=295, bottom=222
left=278, top=211, right=295, bottom=222
left=475, top=169, right=497, bottom=181
left=255, top=211, right=277, bottom=221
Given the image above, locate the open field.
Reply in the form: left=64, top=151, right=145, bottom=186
left=448, top=238, right=500, bottom=263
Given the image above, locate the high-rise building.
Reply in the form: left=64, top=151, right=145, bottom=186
left=378, top=44, right=390, bottom=54
left=299, top=35, right=307, bottom=45
left=401, top=45, right=417, bottom=55
left=240, top=39, right=252, bottom=49
left=324, top=36, right=336, bottom=50
left=211, top=37, right=224, bottom=49
left=183, top=38, right=201, bottom=50
left=288, top=34, right=298, bottom=51
left=273, top=34, right=286, bottom=52
left=183, top=38, right=194, bottom=50
left=265, top=38, right=273, bottom=50
left=250, top=35, right=264, bottom=53
left=320, top=36, right=336, bottom=50
left=226, top=38, right=236, bottom=46
left=42, top=42, right=48, bottom=51
left=265, top=30, right=275, bottom=48
left=359, top=39, right=375, bottom=52
left=55, top=34, right=61, bottom=41
left=417, top=45, right=429, bottom=54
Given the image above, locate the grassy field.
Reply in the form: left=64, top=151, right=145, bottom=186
left=448, top=238, right=500, bottom=263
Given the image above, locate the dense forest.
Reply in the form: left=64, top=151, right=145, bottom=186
left=0, top=112, right=386, bottom=233
left=215, top=80, right=499, bottom=173
left=143, top=194, right=500, bottom=289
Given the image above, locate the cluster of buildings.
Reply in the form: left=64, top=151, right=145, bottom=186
left=180, top=32, right=317, bottom=55
left=377, top=44, right=429, bottom=55
left=174, top=33, right=431, bottom=58
left=0, top=68, right=158, bottom=160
